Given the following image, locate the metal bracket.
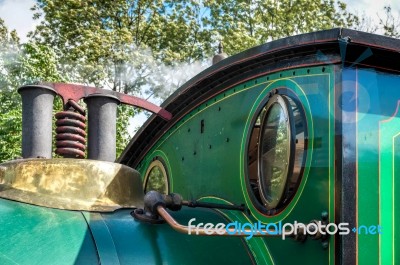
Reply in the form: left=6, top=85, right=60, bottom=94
left=29, top=82, right=172, bottom=121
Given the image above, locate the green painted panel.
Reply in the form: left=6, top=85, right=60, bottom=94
left=355, top=68, right=400, bottom=265
left=138, top=66, right=336, bottom=264
left=377, top=87, right=400, bottom=265
left=395, top=137, right=400, bottom=265
left=0, top=199, right=98, bottom=265
left=101, top=208, right=254, bottom=265
left=356, top=69, right=380, bottom=265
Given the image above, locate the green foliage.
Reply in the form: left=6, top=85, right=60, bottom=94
left=203, top=0, right=359, bottom=55
left=116, top=105, right=136, bottom=157
left=0, top=19, right=22, bottom=161
left=145, top=166, right=167, bottom=194
left=0, top=19, right=65, bottom=162
left=0, top=90, right=22, bottom=161
left=30, top=0, right=214, bottom=94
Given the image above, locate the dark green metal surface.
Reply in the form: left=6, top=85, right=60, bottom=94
left=0, top=198, right=254, bottom=265
left=118, top=30, right=400, bottom=263
left=137, top=65, right=336, bottom=264
left=4, top=65, right=399, bottom=265
left=99, top=208, right=254, bottom=265
left=0, top=198, right=99, bottom=265
left=352, top=68, right=400, bottom=265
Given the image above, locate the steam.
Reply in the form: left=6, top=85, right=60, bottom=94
left=112, top=46, right=213, bottom=134
left=0, top=47, right=21, bottom=91
left=150, top=59, right=211, bottom=101
left=104, top=45, right=211, bottom=102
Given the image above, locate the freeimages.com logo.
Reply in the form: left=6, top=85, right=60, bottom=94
left=187, top=218, right=382, bottom=240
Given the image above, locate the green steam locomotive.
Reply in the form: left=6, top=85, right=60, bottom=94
left=0, top=28, right=399, bottom=264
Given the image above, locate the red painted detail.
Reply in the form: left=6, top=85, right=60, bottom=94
left=40, top=82, right=172, bottom=121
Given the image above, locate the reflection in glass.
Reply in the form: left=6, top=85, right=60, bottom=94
left=144, top=161, right=168, bottom=194
left=249, top=92, right=307, bottom=214
left=259, top=102, right=290, bottom=209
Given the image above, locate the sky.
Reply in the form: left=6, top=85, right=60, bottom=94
left=346, top=0, right=400, bottom=15
left=0, top=0, right=38, bottom=42
left=0, top=0, right=399, bottom=133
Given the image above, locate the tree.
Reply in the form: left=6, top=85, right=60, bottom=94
left=351, top=11, right=379, bottom=34
left=0, top=18, right=67, bottom=162
left=350, top=6, right=400, bottom=37
left=0, top=18, right=20, bottom=89
left=379, top=6, right=400, bottom=38
left=30, top=0, right=214, bottom=94
left=202, top=0, right=359, bottom=54
left=0, top=19, right=23, bottom=162
left=29, top=0, right=363, bottom=99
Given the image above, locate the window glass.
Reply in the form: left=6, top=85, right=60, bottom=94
left=259, top=100, right=290, bottom=209
left=144, top=160, right=168, bottom=194
left=247, top=92, right=307, bottom=214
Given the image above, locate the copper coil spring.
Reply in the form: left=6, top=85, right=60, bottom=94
left=55, top=99, right=86, bottom=158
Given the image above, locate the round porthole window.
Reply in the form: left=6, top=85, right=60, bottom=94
left=259, top=95, right=291, bottom=209
left=144, top=159, right=169, bottom=194
left=247, top=91, right=307, bottom=215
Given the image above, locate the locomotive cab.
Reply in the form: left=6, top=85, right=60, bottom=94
left=1, top=28, right=400, bottom=264
left=119, top=28, right=400, bottom=264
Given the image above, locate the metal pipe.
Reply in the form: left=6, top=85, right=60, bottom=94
left=156, top=206, right=285, bottom=237
left=85, top=94, right=120, bottom=161
left=182, top=200, right=245, bottom=211
left=18, top=85, right=57, bottom=158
